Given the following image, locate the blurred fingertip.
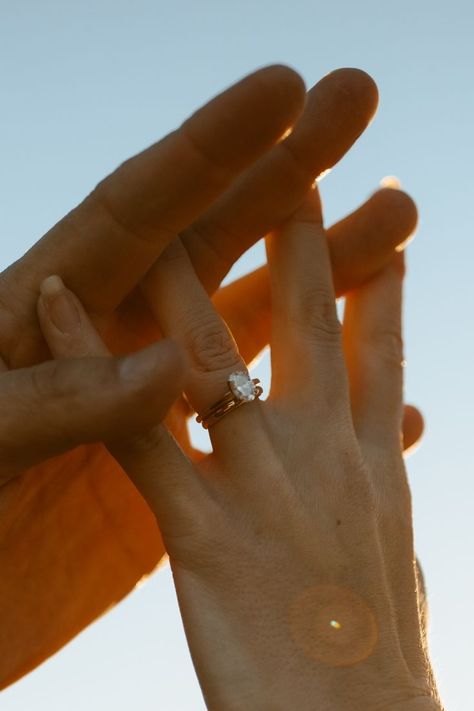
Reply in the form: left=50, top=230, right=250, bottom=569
left=157, top=339, right=191, bottom=379
left=250, top=64, right=307, bottom=121
left=258, top=63, right=306, bottom=93
left=372, top=187, right=419, bottom=245
left=326, top=68, right=379, bottom=120
left=119, top=340, right=189, bottom=388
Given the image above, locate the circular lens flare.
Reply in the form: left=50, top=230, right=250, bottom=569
left=289, top=585, right=378, bottom=667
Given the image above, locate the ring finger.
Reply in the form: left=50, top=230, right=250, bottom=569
left=141, top=238, right=271, bottom=463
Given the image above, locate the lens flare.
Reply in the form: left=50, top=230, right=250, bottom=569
left=289, top=585, right=378, bottom=667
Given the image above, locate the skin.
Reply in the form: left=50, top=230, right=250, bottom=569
left=38, top=189, right=441, bottom=710
left=0, top=65, right=422, bottom=688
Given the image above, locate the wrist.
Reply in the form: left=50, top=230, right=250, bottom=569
left=204, top=689, right=443, bottom=711
left=176, top=572, right=440, bottom=711
left=201, top=661, right=441, bottom=711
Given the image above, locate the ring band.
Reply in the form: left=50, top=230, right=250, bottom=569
left=196, top=371, right=263, bottom=429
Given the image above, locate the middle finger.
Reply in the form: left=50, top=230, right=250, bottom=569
left=266, top=188, right=350, bottom=419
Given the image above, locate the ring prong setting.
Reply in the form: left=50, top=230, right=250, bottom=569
left=228, top=371, right=257, bottom=402
left=196, top=371, right=263, bottom=429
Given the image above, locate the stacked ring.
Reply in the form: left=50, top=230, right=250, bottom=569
left=196, top=371, right=263, bottom=429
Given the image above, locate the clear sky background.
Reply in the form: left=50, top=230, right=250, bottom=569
left=1, top=0, right=473, bottom=709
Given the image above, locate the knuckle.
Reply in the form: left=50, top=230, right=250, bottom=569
left=328, top=440, right=378, bottom=509
left=365, top=327, right=404, bottom=368
left=29, top=360, right=70, bottom=401
left=187, top=318, right=240, bottom=373
left=180, top=125, right=230, bottom=186
left=121, top=424, right=168, bottom=456
left=158, top=238, right=189, bottom=266
left=293, top=287, right=342, bottom=345
left=30, top=358, right=119, bottom=406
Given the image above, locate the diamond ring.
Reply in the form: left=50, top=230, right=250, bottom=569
left=196, top=371, right=263, bottom=429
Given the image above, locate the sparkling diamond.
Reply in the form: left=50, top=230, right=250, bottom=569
left=228, top=371, right=256, bottom=402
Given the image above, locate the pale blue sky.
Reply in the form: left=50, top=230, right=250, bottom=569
left=1, top=1, right=473, bottom=709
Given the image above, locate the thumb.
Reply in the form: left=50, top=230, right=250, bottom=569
left=0, top=340, right=188, bottom=476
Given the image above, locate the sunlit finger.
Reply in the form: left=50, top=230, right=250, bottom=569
left=141, top=238, right=271, bottom=473
left=343, top=254, right=405, bottom=448
left=214, top=188, right=418, bottom=366
left=266, top=188, right=349, bottom=410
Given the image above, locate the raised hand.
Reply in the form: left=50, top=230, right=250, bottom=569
left=0, top=66, right=418, bottom=687
left=38, top=190, right=440, bottom=710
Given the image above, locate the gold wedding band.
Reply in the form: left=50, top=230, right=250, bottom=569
left=196, top=371, right=263, bottom=429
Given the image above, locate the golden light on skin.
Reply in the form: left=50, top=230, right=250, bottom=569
left=378, top=176, right=418, bottom=251
left=395, top=232, right=417, bottom=252
left=289, top=585, right=378, bottom=667
left=279, top=126, right=294, bottom=141
left=315, top=167, right=332, bottom=184
left=380, top=175, right=402, bottom=190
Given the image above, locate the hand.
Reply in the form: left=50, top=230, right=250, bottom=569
left=39, top=190, right=440, bottom=710
left=214, top=186, right=423, bottom=453
left=0, top=66, right=421, bottom=687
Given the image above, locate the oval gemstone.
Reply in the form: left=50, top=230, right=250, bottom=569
left=228, top=371, right=256, bottom=402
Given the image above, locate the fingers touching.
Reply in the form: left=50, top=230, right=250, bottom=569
left=0, top=276, right=187, bottom=476
left=37, top=276, right=110, bottom=358
left=0, top=338, right=187, bottom=477
left=5, top=67, right=379, bottom=356
left=34, top=275, right=207, bottom=532
left=9, top=66, right=305, bottom=321
left=140, top=239, right=267, bottom=458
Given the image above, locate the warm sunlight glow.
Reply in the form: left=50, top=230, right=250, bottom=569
left=380, top=175, right=401, bottom=189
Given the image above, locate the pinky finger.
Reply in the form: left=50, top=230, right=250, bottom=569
left=343, top=253, right=405, bottom=449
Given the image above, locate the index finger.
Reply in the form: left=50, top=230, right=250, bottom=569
left=7, top=65, right=305, bottom=317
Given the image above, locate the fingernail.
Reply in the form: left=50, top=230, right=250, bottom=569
left=40, top=275, right=81, bottom=335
